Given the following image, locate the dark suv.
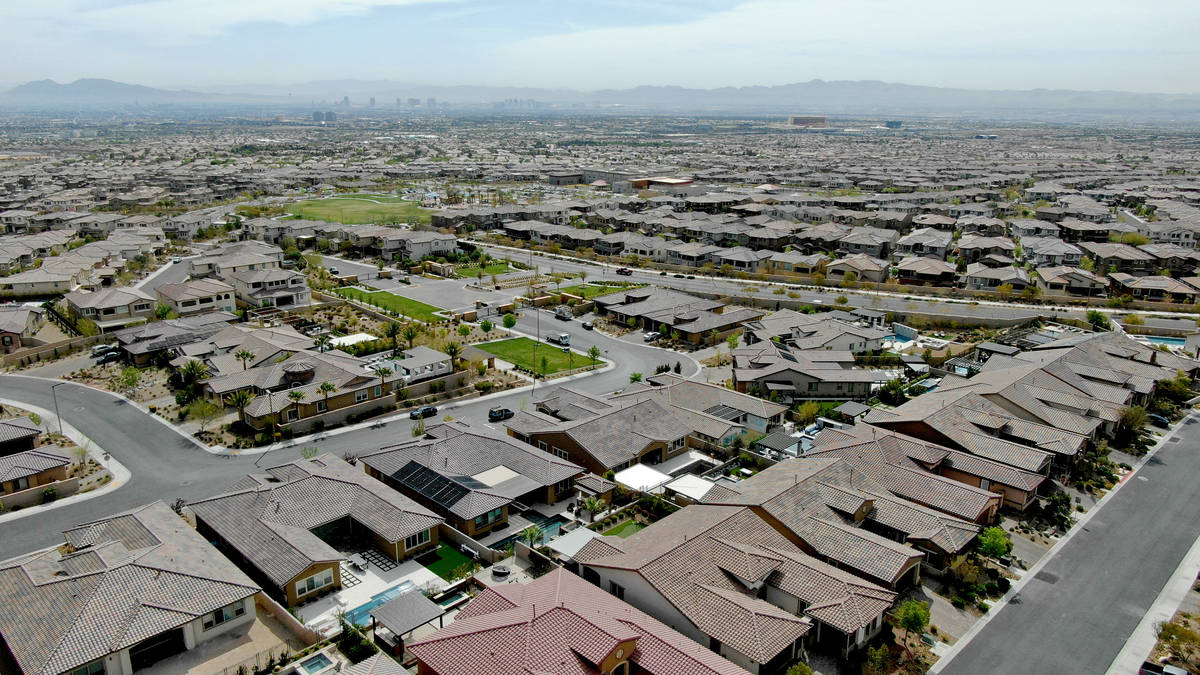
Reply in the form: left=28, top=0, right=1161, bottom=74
left=488, top=407, right=514, bottom=422
left=409, top=405, right=438, bottom=420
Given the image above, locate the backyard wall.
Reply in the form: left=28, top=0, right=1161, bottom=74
left=0, top=477, right=79, bottom=511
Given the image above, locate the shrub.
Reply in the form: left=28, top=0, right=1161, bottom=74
left=951, top=596, right=965, bottom=609
left=474, top=381, right=493, bottom=392
left=42, top=486, right=57, bottom=503
left=984, top=582, right=999, bottom=596
left=997, top=578, right=1011, bottom=593
left=977, top=601, right=991, bottom=612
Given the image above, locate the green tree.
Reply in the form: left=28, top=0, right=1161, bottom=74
left=588, top=345, right=601, bottom=367
left=894, top=599, right=931, bottom=655
left=384, top=321, right=402, bottom=353
left=372, top=365, right=393, bottom=390
left=1123, top=313, right=1144, bottom=326
left=189, top=399, right=222, bottom=433
left=502, top=313, right=518, bottom=332
left=313, top=334, right=332, bottom=353
left=457, top=324, right=471, bottom=338
left=841, top=270, right=859, bottom=288
left=318, top=381, right=338, bottom=409
left=1119, top=405, right=1148, bottom=436
left=444, top=342, right=462, bottom=370
left=154, top=302, right=172, bottom=319
left=977, top=526, right=1013, bottom=559
left=119, top=366, right=142, bottom=396
left=1159, top=371, right=1193, bottom=402
left=795, top=401, right=821, bottom=426
left=726, top=333, right=739, bottom=351
left=1086, top=310, right=1110, bottom=331
left=519, top=525, right=546, bottom=548
left=225, top=389, right=256, bottom=425
left=1079, top=256, right=1095, bottom=272
left=785, top=663, right=814, bottom=675
left=234, top=349, right=256, bottom=371
left=480, top=319, right=494, bottom=336
left=863, top=644, right=891, bottom=675
left=627, top=317, right=637, bottom=330
left=402, top=324, right=421, bottom=349
left=835, top=295, right=849, bottom=305
left=629, top=372, right=643, bottom=383
left=580, top=496, right=605, bottom=523
left=540, top=355, right=549, bottom=375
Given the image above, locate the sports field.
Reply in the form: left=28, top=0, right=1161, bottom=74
left=290, top=196, right=433, bottom=224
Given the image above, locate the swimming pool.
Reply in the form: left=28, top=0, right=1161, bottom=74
left=1139, top=335, right=1187, bottom=346
left=343, top=580, right=414, bottom=627
left=493, top=513, right=570, bottom=550
left=295, top=653, right=333, bottom=675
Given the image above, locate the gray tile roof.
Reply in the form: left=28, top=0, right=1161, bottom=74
left=188, top=454, right=442, bottom=587
left=0, top=501, right=259, bottom=675
left=0, top=446, right=71, bottom=483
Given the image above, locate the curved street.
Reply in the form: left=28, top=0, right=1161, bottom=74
left=0, top=307, right=694, bottom=560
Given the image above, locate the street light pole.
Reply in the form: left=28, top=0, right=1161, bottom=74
left=51, top=382, right=66, bottom=436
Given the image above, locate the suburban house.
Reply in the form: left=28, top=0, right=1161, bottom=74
left=825, top=254, right=888, bottom=284
left=1108, top=273, right=1200, bottom=303
left=155, top=278, right=236, bottom=316
left=956, top=235, right=1016, bottom=262
left=506, top=397, right=692, bottom=476
left=0, top=305, right=44, bottom=353
left=894, top=228, right=952, bottom=259
left=0, top=446, right=71, bottom=496
left=837, top=226, right=898, bottom=258
left=189, top=240, right=283, bottom=280
left=189, top=454, right=442, bottom=608
left=1077, top=242, right=1156, bottom=276
left=114, top=310, right=239, bottom=366
left=768, top=251, right=828, bottom=275
left=230, top=268, right=311, bottom=308
left=963, top=263, right=1030, bottom=292
left=894, top=256, right=958, bottom=286
left=575, top=503, right=898, bottom=671
left=731, top=341, right=876, bottom=402
left=1138, top=243, right=1200, bottom=275
left=611, top=372, right=788, bottom=438
left=742, top=309, right=887, bottom=353
left=360, top=421, right=583, bottom=539
left=1009, top=219, right=1060, bottom=239
left=592, top=286, right=763, bottom=345
left=63, top=286, right=156, bottom=331
left=0, top=416, right=45, bottom=456
left=407, top=567, right=753, bottom=675
left=1020, top=237, right=1082, bottom=267
left=223, top=350, right=405, bottom=433
left=1035, top=266, right=1107, bottom=297
left=0, top=501, right=261, bottom=675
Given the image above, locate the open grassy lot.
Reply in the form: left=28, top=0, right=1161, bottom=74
left=290, top=197, right=433, bottom=224
left=456, top=261, right=512, bottom=278
left=334, top=286, right=446, bottom=322
left=556, top=282, right=644, bottom=299
left=417, top=544, right=475, bottom=581
left=602, top=521, right=645, bottom=538
left=476, top=337, right=595, bottom=375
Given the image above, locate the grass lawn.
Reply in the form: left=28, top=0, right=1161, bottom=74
left=602, top=521, right=645, bottom=538
left=457, top=262, right=512, bottom=278
left=334, top=287, right=446, bottom=322
left=477, top=337, right=594, bottom=375
left=417, top=544, right=475, bottom=581
left=556, top=283, right=644, bottom=299
left=290, top=197, right=433, bottom=224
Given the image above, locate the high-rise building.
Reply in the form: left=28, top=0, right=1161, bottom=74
left=426, top=97, right=436, bottom=108
left=312, top=111, right=323, bottom=122
left=885, top=120, right=903, bottom=129
left=369, top=97, right=375, bottom=107
left=342, top=95, right=350, bottom=106
left=408, top=98, right=420, bottom=107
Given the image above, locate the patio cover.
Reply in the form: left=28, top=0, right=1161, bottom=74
left=371, top=590, right=445, bottom=637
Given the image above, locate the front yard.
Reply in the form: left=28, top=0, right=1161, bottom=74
left=476, top=337, right=596, bottom=375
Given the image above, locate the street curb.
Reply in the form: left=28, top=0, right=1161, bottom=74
left=0, top=397, right=131, bottom=525
left=929, top=410, right=1195, bottom=673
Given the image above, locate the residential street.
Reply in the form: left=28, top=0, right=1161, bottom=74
left=936, top=417, right=1200, bottom=674
left=0, top=307, right=689, bottom=561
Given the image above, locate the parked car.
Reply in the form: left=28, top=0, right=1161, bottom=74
left=582, top=321, right=593, bottom=330
left=95, top=351, right=122, bottom=365
left=90, top=343, right=119, bottom=358
left=171, top=256, right=182, bottom=264
left=328, top=267, right=339, bottom=276
left=673, top=273, right=685, bottom=278
left=410, top=405, right=438, bottom=420
left=488, top=407, right=514, bottom=422
left=615, top=267, right=633, bottom=276
left=643, top=331, right=661, bottom=342
left=1147, top=413, right=1171, bottom=428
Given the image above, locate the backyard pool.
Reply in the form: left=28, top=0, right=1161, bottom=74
left=493, top=513, right=570, bottom=550
left=1137, top=335, right=1186, bottom=346
left=295, top=652, right=333, bottom=675
left=343, top=580, right=415, bottom=627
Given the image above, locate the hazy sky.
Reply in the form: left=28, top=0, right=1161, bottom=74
left=5, top=0, right=1200, bottom=93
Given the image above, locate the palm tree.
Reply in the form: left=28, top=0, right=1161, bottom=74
left=372, top=366, right=393, bottom=390
left=519, top=525, right=545, bottom=548
left=287, top=390, right=305, bottom=418
left=234, top=349, right=256, bottom=371
left=318, top=381, right=337, bottom=410
left=225, top=389, right=256, bottom=425
left=313, top=334, right=332, bottom=353
left=384, top=322, right=402, bottom=354
left=401, top=324, right=421, bottom=350
left=443, top=342, right=462, bottom=370
left=180, top=359, right=209, bottom=394
left=580, top=496, right=605, bottom=523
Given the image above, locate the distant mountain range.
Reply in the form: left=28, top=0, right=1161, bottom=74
left=6, top=77, right=1200, bottom=119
